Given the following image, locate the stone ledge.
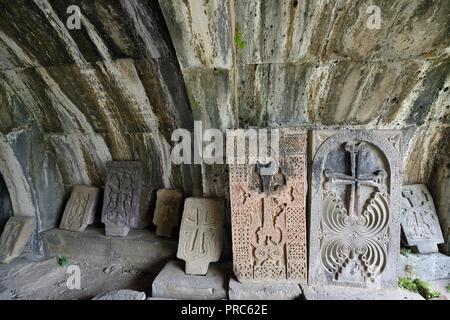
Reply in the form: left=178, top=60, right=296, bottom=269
left=228, top=276, right=302, bottom=300
left=301, top=285, right=424, bottom=300
left=41, top=226, right=177, bottom=271
left=151, top=260, right=230, bottom=300
left=398, top=252, right=450, bottom=281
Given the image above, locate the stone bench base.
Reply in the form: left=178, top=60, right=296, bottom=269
left=41, top=226, right=177, bottom=272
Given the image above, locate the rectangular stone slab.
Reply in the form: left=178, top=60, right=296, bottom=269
left=229, top=128, right=307, bottom=283
left=60, top=185, right=100, bottom=232
left=176, top=197, right=224, bottom=275
left=401, top=184, right=444, bottom=253
left=152, top=260, right=229, bottom=300
left=398, top=252, right=449, bottom=281
left=0, top=216, right=35, bottom=264
left=101, top=161, right=143, bottom=237
left=228, top=276, right=302, bottom=300
left=153, top=189, right=183, bottom=238
left=309, top=130, right=402, bottom=289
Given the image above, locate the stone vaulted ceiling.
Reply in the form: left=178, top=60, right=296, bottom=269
left=0, top=0, right=448, bottom=250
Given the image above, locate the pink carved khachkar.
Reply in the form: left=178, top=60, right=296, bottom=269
left=229, top=128, right=307, bottom=283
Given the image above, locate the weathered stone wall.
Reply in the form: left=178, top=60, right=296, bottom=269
left=0, top=0, right=201, bottom=252
left=159, top=0, right=450, bottom=256
left=429, top=129, right=450, bottom=254
left=0, top=1, right=448, bottom=256
left=0, top=174, right=12, bottom=234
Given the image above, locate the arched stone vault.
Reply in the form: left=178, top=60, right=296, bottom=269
left=0, top=0, right=448, bottom=253
left=0, top=0, right=202, bottom=251
left=157, top=0, right=449, bottom=254
left=158, top=0, right=449, bottom=188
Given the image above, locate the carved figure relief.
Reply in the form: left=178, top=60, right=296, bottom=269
left=229, top=128, right=307, bottom=283
left=60, top=185, right=100, bottom=232
left=177, top=197, right=224, bottom=275
left=309, top=130, right=402, bottom=289
left=153, top=189, right=183, bottom=238
left=401, top=184, right=444, bottom=253
left=101, top=161, right=143, bottom=237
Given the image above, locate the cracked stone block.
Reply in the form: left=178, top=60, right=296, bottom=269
left=101, top=161, right=143, bottom=237
left=309, top=130, right=403, bottom=289
left=59, top=185, right=100, bottom=232
left=401, top=184, right=444, bottom=253
left=0, top=216, right=35, bottom=264
left=228, top=276, right=302, bottom=300
left=153, top=189, right=183, bottom=238
left=177, top=198, right=224, bottom=275
left=151, top=260, right=229, bottom=300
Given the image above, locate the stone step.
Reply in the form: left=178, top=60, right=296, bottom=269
left=228, top=276, right=302, bottom=300
left=41, top=226, right=177, bottom=272
left=151, top=260, right=230, bottom=300
left=398, top=252, right=450, bottom=281
left=301, top=285, right=425, bottom=300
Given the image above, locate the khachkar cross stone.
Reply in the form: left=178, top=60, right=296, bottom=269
left=60, top=185, right=100, bottom=232
left=229, top=128, right=307, bottom=283
left=153, top=189, right=183, bottom=238
left=0, top=216, right=35, bottom=264
left=309, top=130, right=402, bottom=289
left=101, top=161, right=143, bottom=237
left=401, top=184, right=444, bottom=253
left=177, top=197, right=224, bottom=275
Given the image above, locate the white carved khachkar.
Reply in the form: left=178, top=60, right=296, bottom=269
left=401, top=184, right=444, bottom=253
left=153, top=189, right=183, bottom=238
left=101, top=161, right=143, bottom=237
left=177, top=197, right=224, bottom=275
left=229, top=128, right=307, bottom=283
left=0, top=216, right=35, bottom=264
left=309, top=130, right=402, bottom=288
left=60, top=185, right=100, bottom=232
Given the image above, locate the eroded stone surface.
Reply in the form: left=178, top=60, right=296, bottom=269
left=92, top=289, right=146, bottom=300
left=398, top=252, right=449, bottom=281
left=0, top=216, right=35, bottom=264
left=302, top=285, right=424, bottom=300
left=177, top=198, right=224, bottom=275
left=152, top=260, right=229, bottom=300
left=60, top=185, right=100, bottom=232
left=401, top=184, right=444, bottom=253
left=229, top=128, right=307, bottom=283
left=153, top=189, right=183, bottom=238
left=309, top=130, right=402, bottom=288
left=101, top=161, right=143, bottom=237
left=228, top=276, right=302, bottom=300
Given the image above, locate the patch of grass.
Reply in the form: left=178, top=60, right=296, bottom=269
left=400, top=247, right=411, bottom=257
left=235, top=29, right=246, bottom=50
left=58, top=257, right=68, bottom=267
left=398, top=265, right=441, bottom=299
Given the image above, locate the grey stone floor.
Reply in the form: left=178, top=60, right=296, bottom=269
left=0, top=254, right=156, bottom=300
left=2, top=255, right=442, bottom=300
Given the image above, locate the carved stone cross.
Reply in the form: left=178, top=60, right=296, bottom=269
left=177, top=198, right=223, bottom=275
left=401, top=184, right=444, bottom=253
left=324, top=142, right=386, bottom=218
